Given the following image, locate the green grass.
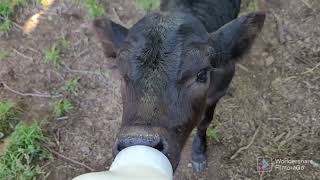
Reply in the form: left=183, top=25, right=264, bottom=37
left=135, top=0, right=160, bottom=12
left=57, top=37, right=70, bottom=49
left=0, top=0, right=27, bottom=32
left=53, top=99, right=73, bottom=117
left=0, top=122, right=52, bottom=180
left=245, top=0, right=260, bottom=12
left=0, top=50, right=10, bottom=61
left=44, top=38, right=70, bottom=67
left=0, top=101, right=18, bottom=138
left=85, top=0, right=106, bottom=18
left=44, top=44, right=61, bottom=66
left=63, top=78, right=80, bottom=94
left=207, top=127, right=221, bottom=142
left=0, top=17, right=11, bottom=32
left=37, top=0, right=49, bottom=7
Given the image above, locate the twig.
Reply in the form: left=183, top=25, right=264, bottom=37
left=56, top=116, right=69, bottom=121
left=76, top=49, right=90, bottom=58
left=27, top=47, right=40, bottom=54
left=279, top=132, right=301, bottom=147
left=230, top=124, right=262, bottom=160
left=64, top=68, right=102, bottom=76
left=62, top=63, right=109, bottom=82
left=44, top=146, right=95, bottom=172
left=12, top=21, right=24, bottom=32
left=237, top=63, right=250, bottom=73
left=273, top=132, right=286, bottom=142
left=62, top=63, right=101, bottom=76
left=302, top=62, right=320, bottom=74
left=12, top=48, right=33, bottom=61
left=1, top=82, right=62, bottom=98
left=301, top=0, right=314, bottom=11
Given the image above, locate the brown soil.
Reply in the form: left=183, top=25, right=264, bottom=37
left=0, top=0, right=319, bottom=180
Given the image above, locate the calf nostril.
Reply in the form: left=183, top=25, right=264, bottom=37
left=154, top=140, right=164, bottom=152
left=117, top=143, right=126, bottom=152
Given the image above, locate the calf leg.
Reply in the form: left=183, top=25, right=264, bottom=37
left=191, top=103, right=217, bottom=172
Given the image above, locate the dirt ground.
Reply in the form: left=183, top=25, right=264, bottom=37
left=0, top=0, right=319, bottom=179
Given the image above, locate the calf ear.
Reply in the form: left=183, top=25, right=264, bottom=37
left=209, top=12, right=265, bottom=62
left=93, top=18, right=128, bottom=57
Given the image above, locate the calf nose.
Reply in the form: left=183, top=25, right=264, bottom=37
left=117, top=134, right=165, bottom=152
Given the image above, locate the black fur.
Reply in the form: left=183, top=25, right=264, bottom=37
left=161, top=0, right=241, bottom=32
left=92, top=0, right=265, bottom=172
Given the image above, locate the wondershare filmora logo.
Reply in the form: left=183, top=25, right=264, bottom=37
left=257, top=157, right=272, bottom=173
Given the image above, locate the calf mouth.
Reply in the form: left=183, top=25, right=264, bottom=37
left=116, top=136, right=166, bottom=152
left=112, top=126, right=180, bottom=169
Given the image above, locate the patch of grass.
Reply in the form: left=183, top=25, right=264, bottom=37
left=136, top=0, right=160, bottom=12
left=44, top=37, right=70, bottom=66
left=0, top=18, right=11, bottom=32
left=207, top=127, right=221, bottom=142
left=0, top=0, right=27, bottom=32
left=44, top=44, right=61, bottom=66
left=245, top=0, right=260, bottom=12
left=0, top=50, right=10, bottom=61
left=0, top=122, right=52, bottom=180
left=37, top=0, right=50, bottom=7
left=63, top=78, right=80, bottom=94
left=85, top=0, right=106, bottom=18
left=53, top=99, right=73, bottom=117
left=58, top=37, right=70, bottom=49
left=0, top=101, right=18, bottom=138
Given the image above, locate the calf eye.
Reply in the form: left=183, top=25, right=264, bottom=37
left=196, top=69, right=208, bottom=83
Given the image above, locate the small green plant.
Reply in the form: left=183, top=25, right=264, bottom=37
left=0, top=101, right=18, bottom=138
left=57, top=37, right=70, bottom=49
left=53, top=99, right=73, bottom=117
left=44, top=37, right=70, bottom=66
left=0, top=0, right=27, bottom=32
left=37, top=0, right=50, bottom=7
left=85, top=0, right=106, bottom=18
left=63, top=78, right=80, bottom=94
left=136, top=0, right=160, bottom=12
left=0, top=122, right=52, bottom=179
left=0, top=18, right=11, bottom=32
left=246, top=0, right=259, bottom=12
left=207, top=127, right=221, bottom=142
left=0, top=50, right=10, bottom=61
left=44, top=44, right=61, bottom=66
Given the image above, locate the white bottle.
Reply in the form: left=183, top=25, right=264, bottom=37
left=73, top=145, right=173, bottom=180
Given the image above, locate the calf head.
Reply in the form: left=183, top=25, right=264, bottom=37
left=93, top=11, right=265, bottom=169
